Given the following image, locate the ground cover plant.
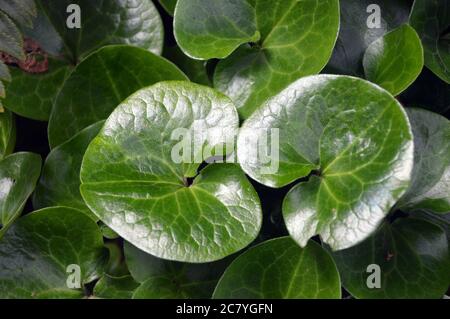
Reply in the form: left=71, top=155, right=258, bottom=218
left=0, top=0, right=449, bottom=299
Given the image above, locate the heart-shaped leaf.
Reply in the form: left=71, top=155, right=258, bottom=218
left=48, top=45, right=188, bottom=148
left=33, top=121, right=103, bottom=219
left=0, top=152, right=41, bottom=238
left=363, top=24, right=424, bottom=96
left=410, top=0, right=450, bottom=84
left=80, top=81, right=262, bottom=262
left=0, top=207, right=108, bottom=298
left=93, top=275, right=139, bottom=299
left=237, top=75, right=414, bottom=250
left=0, top=109, right=15, bottom=159
left=125, top=241, right=233, bottom=298
left=397, top=108, right=450, bottom=214
left=213, top=0, right=340, bottom=118
left=213, top=237, right=341, bottom=299
left=330, top=218, right=450, bottom=299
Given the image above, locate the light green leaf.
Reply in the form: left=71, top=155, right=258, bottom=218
left=331, top=218, right=450, bottom=299
left=80, top=81, right=262, bottom=262
left=397, top=108, right=450, bottom=214
left=93, top=275, right=139, bottom=299
left=174, top=0, right=260, bottom=60
left=0, top=207, right=108, bottom=298
left=237, top=75, right=414, bottom=250
left=0, top=10, right=24, bottom=60
left=0, top=152, right=41, bottom=238
left=213, top=237, right=341, bottom=299
left=48, top=45, right=188, bottom=148
left=410, top=0, right=450, bottom=83
left=0, top=109, right=15, bottom=159
left=33, top=121, right=103, bottom=219
left=0, top=0, right=37, bottom=28
left=363, top=24, right=424, bottom=96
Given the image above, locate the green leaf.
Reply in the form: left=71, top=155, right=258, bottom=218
left=93, top=274, right=139, bottom=299
left=0, top=61, right=11, bottom=82
left=213, top=237, right=341, bottom=299
left=3, top=58, right=71, bottom=121
left=331, top=218, right=450, bottom=299
left=104, top=241, right=129, bottom=277
left=40, top=0, right=164, bottom=61
left=80, top=81, right=262, bottom=262
left=100, top=223, right=119, bottom=240
left=33, top=121, right=103, bottom=219
left=159, top=0, right=177, bottom=16
left=125, top=241, right=233, bottom=298
left=413, top=210, right=450, bottom=244
left=0, top=207, right=108, bottom=298
left=0, top=109, right=15, bottom=159
left=0, top=10, right=25, bottom=60
left=237, top=75, right=414, bottom=250
left=397, top=108, right=450, bottom=214
left=326, top=0, right=411, bottom=76
left=0, top=152, right=41, bottom=237
left=174, top=0, right=260, bottom=60
left=48, top=45, right=188, bottom=148
left=363, top=24, right=424, bottom=96
left=410, top=0, right=450, bottom=83
left=214, top=0, right=340, bottom=118
left=0, top=0, right=37, bottom=28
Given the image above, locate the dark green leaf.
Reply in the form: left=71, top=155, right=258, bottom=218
left=159, top=0, right=177, bottom=16
left=331, top=218, right=450, bottom=299
left=48, top=45, right=188, bottom=148
left=80, top=81, right=262, bottom=262
left=412, top=210, right=450, bottom=244
left=0, top=109, right=15, bottom=159
left=93, top=274, right=139, bottom=299
left=104, top=241, right=129, bottom=277
left=0, top=61, right=11, bottom=82
left=213, top=237, right=341, bottom=299
left=0, top=207, right=108, bottom=298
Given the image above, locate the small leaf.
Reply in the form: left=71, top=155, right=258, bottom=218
left=363, top=24, right=424, bottom=96
left=94, top=275, right=139, bottom=299
left=159, top=0, right=177, bottom=16
left=237, top=75, right=414, bottom=250
left=213, top=237, right=341, bottom=299
left=0, top=109, right=15, bottom=159
left=80, top=81, right=262, bottom=262
left=48, top=45, right=188, bottom=148
left=33, top=121, right=103, bottom=219
left=104, top=241, right=129, bottom=277
left=0, top=0, right=37, bottom=28
left=330, top=218, right=450, bottom=299
left=410, top=0, right=450, bottom=83
left=0, top=207, right=108, bottom=298
left=0, top=152, right=41, bottom=237
left=0, top=10, right=25, bottom=60
left=397, top=108, right=450, bottom=214
left=174, top=0, right=260, bottom=60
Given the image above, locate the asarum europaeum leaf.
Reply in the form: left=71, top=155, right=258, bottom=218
left=93, top=274, right=139, bottom=299
left=80, top=81, right=262, bottom=263
left=0, top=207, right=108, bottom=298
left=33, top=121, right=104, bottom=220
left=212, top=0, right=340, bottom=119
left=124, top=241, right=232, bottom=298
left=237, top=75, right=414, bottom=251
left=363, top=24, right=424, bottom=96
left=159, top=0, right=177, bottom=17
left=40, top=0, right=164, bottom=61
left=213, top=237, right=341, bottom=299
left=0, top=109, right=15, bottom=159
left=48, top=45, right=188, bottom=148
left=0, top=152, right=41, bottom=238
left=410, top=0, right=450, bottom=84
left=331, top=218, right=450, bottom=299
left=396, top=108, right=450, bottom=214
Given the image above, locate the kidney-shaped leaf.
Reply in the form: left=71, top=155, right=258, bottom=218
left=331, top=218, right=450, bottom=299
left=0, top=109, right=15, bottom=159
left=237, top=75, right=414, bottom=250
left=80, top=81, right=262, bottom=262
left=397, top=108, right=450, bottom=214
left=48, top=45, right=188, bottom=148
left=213, top=237, right=341, bottom=299
left=0, top=152, right=41, bottom=237
left=0, top=207, right=108, bottom=298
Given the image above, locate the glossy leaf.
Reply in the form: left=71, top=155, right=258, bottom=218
left=397, top=108, right=450, bottom=214
left=0, top=152, right=41, bottom=237
left=213, top=237, right=341, bottom=299
left=174, top=0, right=260, bottom=60
left=33, top=121, right=103, bottom=219
left=125, top=242, right=232, bottom=298
left=48, top=45, right=188, bottom=148
left=0, top=207, right=108, bottom=298
left=237, top=75, right=414, bottom=250
left=410, top=0, right=450, bottom=83
left=331, top=218, right=450, bottom=299
left=214, top=0, right=340, bottom=118
left=40, top=0, right=164, bottom=61
left=0, top=109, right=15, bottom=159
left=363, top=24, right=424, bottom=96
left=93, top=275, right=139, bottom=299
